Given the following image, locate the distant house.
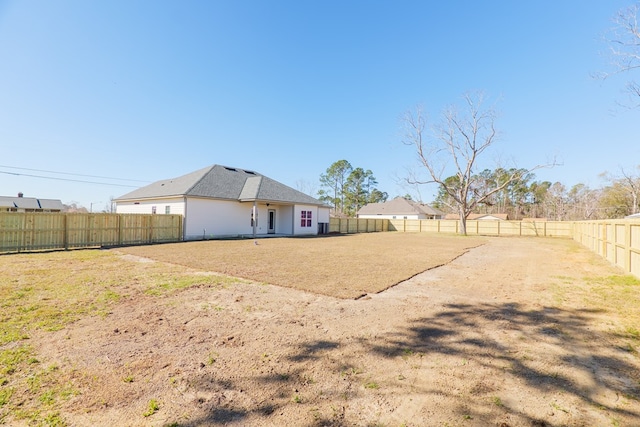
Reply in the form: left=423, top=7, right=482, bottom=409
left=356, top=197, right=444, bottom=220
left=0, top=193, right=64, bottom=213
left=626, top=213, right=640, bottom=219
left=115, top=164, right=331, bottom=240
left=444, top=213, right=510, bottom=221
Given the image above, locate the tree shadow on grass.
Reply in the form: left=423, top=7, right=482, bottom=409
left=364, top=302, right=640, bottom=423
left=172, top=303, right=639, bottom=426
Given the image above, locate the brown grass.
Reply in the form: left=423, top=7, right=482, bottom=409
left=115, top=233, right=486, bottom=299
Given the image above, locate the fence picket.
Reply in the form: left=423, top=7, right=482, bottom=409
left=0, top=213, right=182, bottom=253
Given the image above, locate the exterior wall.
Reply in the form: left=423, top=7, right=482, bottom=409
left=185, top=198, right=254, bottom=239
left=184, top=199, right=303, bottom=239
left=318, top=207, right=330, bottom=223
left=117, top=198, right=325, bottom=238
left=293, top=205, right=319, bottom=235
left=276, top=205, right=294, bottom=235
left=116, top=198, right=185, bottom=216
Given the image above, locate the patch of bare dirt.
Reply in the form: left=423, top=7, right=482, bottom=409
left=115, top=233, right=486, bottom=299
left=25, top=236, right=640, bottom=426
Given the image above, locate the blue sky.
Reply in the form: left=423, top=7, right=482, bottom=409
left=1, top=1, right=639, bottom=209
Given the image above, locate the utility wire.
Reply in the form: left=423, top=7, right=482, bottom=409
left=0, top=164, right=150, bottom=183
left=0, top=170, right=140, bottom=188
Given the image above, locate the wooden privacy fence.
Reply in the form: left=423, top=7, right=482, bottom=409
left=329, top=217, right=640, bottom=278
left=0, top=212, right=183, bottom=253
left=329, top=218, right=572, bottom=237
left=572, top=220, right=640, bottom=279
left=328, top=218, right=389, bottom=234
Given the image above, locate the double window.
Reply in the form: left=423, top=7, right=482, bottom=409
left=300, top=210, right=312, bottom=227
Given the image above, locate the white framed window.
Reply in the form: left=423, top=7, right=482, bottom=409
left=165, top=206, right=170, bottom=214
left=300, top=210, right=312, bottom=227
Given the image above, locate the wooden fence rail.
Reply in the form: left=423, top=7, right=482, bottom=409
left=329, top=217, right=639, bottom=278
left=4, top=214, right=638, bottom=278
left=329, top=218, right=572, bottom=237
left=572, top=220, right=640, bottom=279
left=0, top=212, right=183, bottom=253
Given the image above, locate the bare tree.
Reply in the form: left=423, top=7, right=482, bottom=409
left=402, top=92, right=551, bottom=235
left=294, top=179, right=318, bottom=197
left=600, top=166, right=640, bottom=215
left=601, top=2, right=640, bottom=107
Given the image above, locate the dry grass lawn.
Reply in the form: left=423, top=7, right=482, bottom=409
left=116, top=233, right=486, bottom=299
left=1, top=233, right=639, bottom=427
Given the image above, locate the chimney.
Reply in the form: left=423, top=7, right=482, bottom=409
left=18, top=192, right=23, bottom=198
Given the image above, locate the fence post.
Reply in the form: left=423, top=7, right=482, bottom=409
left=63, top=214, right=68, bottom=250
left=603, top=222, right=609, bottom=262
left=118, top=215, right=123, bottom=246
left=625, top=222, right=632, bottom=274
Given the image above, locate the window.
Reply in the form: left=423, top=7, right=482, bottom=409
left=152, top=206, right=157, bottom=214
left=300, top=210, right=312, bottom=227
left=165, top=205, right=170, bottom=214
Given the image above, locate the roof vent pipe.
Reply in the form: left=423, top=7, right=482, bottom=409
left=18, top=192, right=23, bottom=198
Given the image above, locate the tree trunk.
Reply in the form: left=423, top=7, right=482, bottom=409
left=458, top=206, right=467, bottom=235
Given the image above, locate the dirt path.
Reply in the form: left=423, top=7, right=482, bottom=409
left=34, top=237, right=640, bottom=426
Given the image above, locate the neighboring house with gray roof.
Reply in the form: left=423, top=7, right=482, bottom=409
left=114, top=164, right=330, bottom=239
left=444, top=213, right=510, bottom=221
left=356, top=197, right=444, bottom=220
left=0, top=193, right=64, bottom=212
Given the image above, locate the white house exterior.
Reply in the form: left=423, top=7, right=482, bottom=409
left=115, top=165, right=330, bottom=240
left=357, top=197, right=444, bottom=220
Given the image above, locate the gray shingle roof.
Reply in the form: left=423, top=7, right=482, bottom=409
left=0, top=196, right=63, bottom=210
left=357, top=197, right=444, bottom=216
left=115, top=164, right=324, bottom=206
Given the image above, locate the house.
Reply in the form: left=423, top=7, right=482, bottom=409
left=626, top=213, right=640, bottom=219
left=0, top=193, right=64, bottom=212
left=444, top=213, right=510, bottom=221
left=114, top=164, right=330, bottom=239
left=356, top=197, right=444, bottom=220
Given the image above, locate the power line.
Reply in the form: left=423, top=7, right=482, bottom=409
left=0, top=170, right=140, bottom=188
left=0, top=164, right=150, bottom=183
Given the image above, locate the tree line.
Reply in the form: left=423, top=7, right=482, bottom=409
left=317, top=160, right=388, bottom=217
left=432, top=166, right=640, bottom=221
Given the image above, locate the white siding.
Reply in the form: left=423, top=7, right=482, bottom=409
left=293, top=205, right=319, bottom=236
left=117, top=197, right=325, bottom=238
left=276, top=205, right=294, bottom=235
left=318, top=207, right=330, bottom=223
left=116, top=198, right=185, bottom=216
left=185, top=198, right=255, bottom=239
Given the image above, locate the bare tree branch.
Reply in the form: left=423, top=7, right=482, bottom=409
left=599, top=3, right=640, bottom=108
left=402, top=91, right=556, bottom=234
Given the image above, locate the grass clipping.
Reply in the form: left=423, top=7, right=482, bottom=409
left=117, top=233, right=486, bottom=299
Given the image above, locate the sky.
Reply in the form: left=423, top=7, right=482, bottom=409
left=1, top=0, right=639, bottom=209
